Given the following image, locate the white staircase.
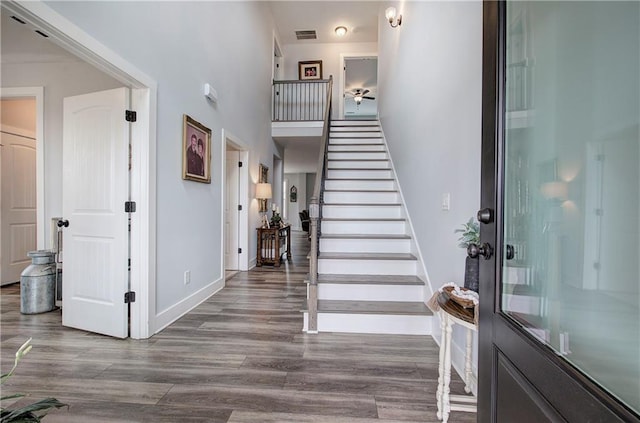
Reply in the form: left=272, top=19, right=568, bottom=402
left=303, top=120, right=432, bottom=335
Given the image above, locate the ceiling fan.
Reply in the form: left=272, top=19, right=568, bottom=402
left=345, top=88, right=376, bottom=106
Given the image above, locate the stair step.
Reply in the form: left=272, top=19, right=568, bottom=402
left=328, top=144, right=386, bottom=152
left=317, top=274, right=426, bottom=285
left=330, top=127, right=380, bottom=133
left=321, top=218, right=406, bottom=235
left=316, top=300, right=430, bottom=315
left=326, top=169, right=393, bottom=179
left=327, top=160, right=390, bottom=169
left=331, top=120, right=379, bottom=126
left=322, top=204, right=402, bottom=219
left=328, top=151, right=388, bottom=160
left=318, top=254, right=416, bottom=275
left=319, top=252, right=416, bottom=260
left=323, top=190, right=399, bottom=203
left=320, top=234, right=411, bottom=254
left=329, top=138, right=384, bottom=145
left=330, top=132, right=382, bottom=138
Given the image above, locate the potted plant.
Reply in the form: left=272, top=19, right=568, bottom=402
left=455, top=217, right=480, bottom=292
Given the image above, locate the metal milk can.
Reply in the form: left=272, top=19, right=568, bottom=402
left=20, top=250, right=57, bottom=314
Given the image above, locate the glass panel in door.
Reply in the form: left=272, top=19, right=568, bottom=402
left=501, top=1, right=639, bottom=414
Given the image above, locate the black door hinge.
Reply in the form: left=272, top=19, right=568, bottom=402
left=238, top=248, right=242, bottom=254
left=238, top=205, right=242, bottom=211
left=124, top=291, right=136, bottom=303
left=238, top=161, right=243, bottom=167
left=125, top=110, right=137, bottom=122
left=125, top=201, right=136, bottom=213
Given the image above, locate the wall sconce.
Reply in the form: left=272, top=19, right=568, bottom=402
left=385, top=6, right=402, bottom=28
left=540, top=181, right=568, bottom=201
left=335, top=26, right=347, bottom=37
left=256, top=182, right=272, bottom=213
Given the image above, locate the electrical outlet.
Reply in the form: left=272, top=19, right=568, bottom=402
left=184, top=270, right=191, bottom=285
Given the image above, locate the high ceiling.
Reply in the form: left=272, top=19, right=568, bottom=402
left=269, top=1, right=381, bottom=45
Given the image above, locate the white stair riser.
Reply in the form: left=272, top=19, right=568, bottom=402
left=330, top=132, right=381, bottom=138
left=318, top=258, right=416, bottom=275
left=307, top=313, right=431, bottom=335
left=318, top=283, right=423, bottom=301
left=328, top=160, right=390, bottom=169
left=330, top=126, right=380, bottom=132
left=329, top=138, right=384, bottom=145
left=328, top=152, right=388, bottom=160
left=327, top=169, right=393, bottom=179
left=322, top=205, right=402, bottom=219
left=331, top=120, right=379, bottom=127
left=323, top=191, right=399, bottom=203
left=321, top=220, right=405, bottom=235
left=324, top=180, right=395, bottom=191
left=320, top=237, right=411, bottom=253
left=328, top=144, right=386, bottom=152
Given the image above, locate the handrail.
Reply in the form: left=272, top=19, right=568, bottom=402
left=307, top=75, right=333, bottom=333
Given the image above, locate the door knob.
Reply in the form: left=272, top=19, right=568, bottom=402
left=467, top=243, right=493, bottom=260
left=505, top=244, right=515, bottom=260
left=57, top=219, right=69, bottom=228
left=477, top=208, right=494, bottom=224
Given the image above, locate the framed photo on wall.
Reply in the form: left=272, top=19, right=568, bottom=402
left=298, top=60, right=323, bottom=80
left=259, top=163, right=269, bottom=212
left=182, top=114, right=211, bottom=183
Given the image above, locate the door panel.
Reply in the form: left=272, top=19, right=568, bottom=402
left=480, top=1, right=640, bottom=421
left=0, top=131, right=36, bottom=284
left=225, top=150, right=239, bottom=270
left=62, top=87, right=129, bottom=338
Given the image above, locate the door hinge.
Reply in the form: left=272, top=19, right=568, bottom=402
left=238, top=204, right=242, bottom=211
left=125, top=201, right=136, bottom=213
left=125, top=110, right=137, bottom=122
left=238, top=161, right=243, bottom=167
left=124, top=291, right=136, bottom=303
left=238, top=248, right=242, bottom=254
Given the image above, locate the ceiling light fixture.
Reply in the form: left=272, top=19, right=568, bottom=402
left=335, top=26, right=347, bottom=37
left=354, top=94, right=363, bottom=105
left=385, top=6, right=402, bottom=28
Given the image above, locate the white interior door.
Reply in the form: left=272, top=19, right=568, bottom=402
left=225, top=150, right=239, bottom=270
left=62, top=87, right=129, bottom=338
left=0, top=128, right=36, bottom=285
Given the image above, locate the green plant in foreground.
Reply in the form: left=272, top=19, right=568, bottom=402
left=455, top=217, right=480, bottom=249
left=1, top=338, right=67, bottom=422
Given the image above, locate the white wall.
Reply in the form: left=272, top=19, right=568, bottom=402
left=284, top=173, right=307, bottom=230
left=281, top=42, right=377, bottom=119
left=377, top=1, right=483, bottom=386
left=1, top=61, right=123, bottom=247
left=43, top=1, right=281, bottom=325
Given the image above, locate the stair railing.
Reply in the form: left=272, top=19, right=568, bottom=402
left=272, top=78, right=331, bottom=121
left=308, top=75, right=333, bottom=333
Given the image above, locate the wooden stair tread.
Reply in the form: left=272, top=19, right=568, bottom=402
left=325, top=178, right=394, bottom=181
left=319, top=252, right=417, bottom=261
left=324, top=189, right=397, bottom=193
left=328, top=158, right=389, bottom=162
left=327, top=168, right=391, bottom=171
left=323, top=202, right=402, bottom=206
left=321, top=217, right=405, bottom=222
left=302, top=300, right=431, bottom=316
left=320, top=234, right=411, bottom=240
left=317, top=274, right=425, bottom=285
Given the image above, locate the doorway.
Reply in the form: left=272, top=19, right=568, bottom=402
left=339, top=54, right=378, bottom=120
left=223, top=130, right=249, bottom=274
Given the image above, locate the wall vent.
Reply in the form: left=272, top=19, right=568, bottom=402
left=295, top=30, right=317, bottom=40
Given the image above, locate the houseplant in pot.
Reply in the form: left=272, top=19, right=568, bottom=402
left=455, top=217, right=480, bottom=292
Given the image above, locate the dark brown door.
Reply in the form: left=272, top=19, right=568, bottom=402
left=479, top=2, right=640, bottom=422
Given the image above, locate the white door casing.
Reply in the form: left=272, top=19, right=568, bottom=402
left=0, top=127, right=37, bottom=285
left=62, top=87, right=130, bottom=338
left=225, top=150, right=240, bottom=270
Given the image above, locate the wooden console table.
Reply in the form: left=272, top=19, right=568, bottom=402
left=435, top=291, right=477, bottom=423
left=256, top=224, right=291, bottom=267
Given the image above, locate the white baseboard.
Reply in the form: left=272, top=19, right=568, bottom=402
left=153, top=278, right=224, bottom=334
left=249, top=257, right=257, bottom=270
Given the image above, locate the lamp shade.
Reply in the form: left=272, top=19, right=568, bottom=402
left=256, top=183, right=272, bottom=200
left=385, top=6, right=397, bottom=20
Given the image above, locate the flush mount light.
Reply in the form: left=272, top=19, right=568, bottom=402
left=385, top=6, right=402, bottom=28
left=335, top=26, right=348, bottom=37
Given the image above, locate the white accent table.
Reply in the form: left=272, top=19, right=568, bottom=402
left=435, top=292, right=477, bottom=422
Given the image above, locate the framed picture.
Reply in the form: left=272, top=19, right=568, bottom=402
left=290, top=186, right=297, bottom=203
left=182, top=114, right=211, bottom=183
left=298, top=60, right=323, bottom=80
left=259, top=163, right=269, bottom=212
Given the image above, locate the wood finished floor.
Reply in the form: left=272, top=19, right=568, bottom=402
left=0, top=231, right=474, bottom=422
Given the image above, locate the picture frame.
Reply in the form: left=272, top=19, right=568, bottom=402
left=259, top=163, right=269, bottom=212
left=290, top=185, right=297, bottom=203
left=182, top=114, right=212, bottom=183
left=298, top=60, right=323, bottom=80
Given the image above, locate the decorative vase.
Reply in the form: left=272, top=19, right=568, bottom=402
left=464, top=256, right=480, bottom=292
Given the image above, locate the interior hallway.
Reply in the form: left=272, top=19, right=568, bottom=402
left=0, top=231, right=473, bottom=422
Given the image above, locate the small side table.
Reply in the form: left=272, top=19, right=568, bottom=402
left=435, top=292, right=477, bottom=423
left=256, top=225, right=291, bottom=267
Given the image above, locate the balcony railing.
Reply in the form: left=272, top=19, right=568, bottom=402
left=272, top=78, right=332, bottom=122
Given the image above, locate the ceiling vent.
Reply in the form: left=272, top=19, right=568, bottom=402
left=295, top=30, right=317, bottom=40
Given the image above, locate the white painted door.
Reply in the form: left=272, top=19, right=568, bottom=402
left=62, top=87, right=130, bottom=338
left=225, top=150, right=239, bottom=270
left=0, top=128, right=36, bottom=285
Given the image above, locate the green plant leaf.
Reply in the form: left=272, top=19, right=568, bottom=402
left=1, top=398, right=68, bottom=422
left=0, top=393, right=25, bottom=402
